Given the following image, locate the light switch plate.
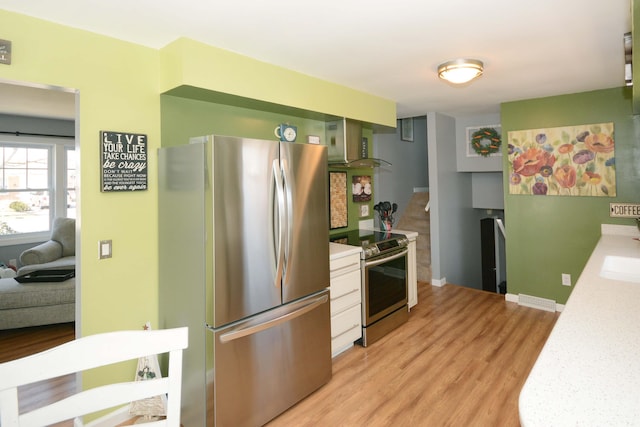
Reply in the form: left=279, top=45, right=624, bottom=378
left=99, top=240, right=112, bottom=259
left=0, top=39, right=11, bottom=65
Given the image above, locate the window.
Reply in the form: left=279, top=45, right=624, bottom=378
left=66, top=147, right=76, bottom=219
left=0, top=135, right=75, bottom=244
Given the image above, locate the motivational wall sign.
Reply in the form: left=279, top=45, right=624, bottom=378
left=100, top=131, right=148, bottom=192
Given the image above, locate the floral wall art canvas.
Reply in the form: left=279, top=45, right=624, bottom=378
left=507, top=122, right=615, bottom=197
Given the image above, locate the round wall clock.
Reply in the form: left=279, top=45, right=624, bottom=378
left=276, top=124, right=297, bottom=142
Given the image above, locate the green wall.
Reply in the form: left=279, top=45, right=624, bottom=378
left=633, top=0, right=640, bottom=113
left=328, top=179, right=376, bottom=232
left=161, top=95, right=326, bottom=145
left=327, top=127, right=376, bottom=234
left=502, top=87, right=640, bottom=304
left=0, top=8, right=395, bottom=400
left=0, top=9, right=162, bottom=401
left=159, top=38, right=397, bottom=128
left=161, top=95, right=376, bottom=231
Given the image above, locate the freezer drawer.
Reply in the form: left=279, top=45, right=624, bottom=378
left=209, top=290, right=331, bottom=426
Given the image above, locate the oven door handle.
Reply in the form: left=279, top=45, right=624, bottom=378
left=364, top=248, right=408, bottom=267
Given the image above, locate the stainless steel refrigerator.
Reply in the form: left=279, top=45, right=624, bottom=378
left=158, top=135, right=331, bottom=426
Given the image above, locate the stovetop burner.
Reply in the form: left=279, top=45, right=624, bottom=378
left=330, top=229, right=408, bottom=259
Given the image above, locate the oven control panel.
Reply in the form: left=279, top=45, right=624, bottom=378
left=362, top=235, right=409, bottom=259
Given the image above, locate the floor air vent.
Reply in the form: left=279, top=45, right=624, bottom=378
left=518, top=294, right=557, bottom=312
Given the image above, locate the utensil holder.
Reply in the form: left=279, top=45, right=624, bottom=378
left=380, top=218, right=393, bottom=232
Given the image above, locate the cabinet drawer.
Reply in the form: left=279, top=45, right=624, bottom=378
left=330, top=269, right=361, bottom=300
left=331, top=304, right=361, bottom=340
left=331, top=287, right=360, bottom=316
left=330, top=253, right=360, bottom=279
left=331, top=304, right=361, bottom=356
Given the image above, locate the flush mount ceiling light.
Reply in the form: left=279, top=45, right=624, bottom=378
left=437, top=59, right=484, bottom=84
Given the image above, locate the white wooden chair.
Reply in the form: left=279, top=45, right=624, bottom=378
left=0, top=327, right=188, bottom=427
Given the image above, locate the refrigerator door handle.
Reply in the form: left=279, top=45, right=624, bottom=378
left=219, top=293, right=328, bottom=343
left=273, top=159, right=285, bottom=288
left=281, top=157, right=293, bottom=281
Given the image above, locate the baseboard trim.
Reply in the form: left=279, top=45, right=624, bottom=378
left=431, top=277, right=446, bottom=287
left=505, top=293, right=518, bottom=303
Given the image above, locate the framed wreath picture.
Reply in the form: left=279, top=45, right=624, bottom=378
left=466, top=125, right=502, bottom=157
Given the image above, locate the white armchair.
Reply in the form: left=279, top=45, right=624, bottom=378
left=18, top=217, right=75, bottom=275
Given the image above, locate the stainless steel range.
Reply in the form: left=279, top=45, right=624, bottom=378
left=331, top=230, right=409, bottom=346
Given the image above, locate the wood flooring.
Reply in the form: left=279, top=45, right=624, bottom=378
left=0, top=323, right=76, bottom=427
left=0, top=322, right=75, bottom=364
left=0, top=282, right=559, bottom=426
left=267, top=283, right=559, bottom=426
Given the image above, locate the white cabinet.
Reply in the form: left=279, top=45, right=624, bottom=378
left=407, top=236, right=418, bottom=309
left=329, top=246, right=362, bottom=357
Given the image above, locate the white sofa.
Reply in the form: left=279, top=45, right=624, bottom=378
left=0, top=218, right=75, bottom=330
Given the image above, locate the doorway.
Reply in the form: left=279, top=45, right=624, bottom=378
left=0, top=80, right=79, bottom=344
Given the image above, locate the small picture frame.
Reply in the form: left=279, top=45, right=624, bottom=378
left=352, top=175, right=372, bottom=202
left=401, top=118, right=414, bottom=142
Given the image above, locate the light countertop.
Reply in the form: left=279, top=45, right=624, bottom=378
left=391, top=228, right=418, bottom=240
left=329, top=242, right=362, bottom=261
left=519, top=224, right=640, bottom=426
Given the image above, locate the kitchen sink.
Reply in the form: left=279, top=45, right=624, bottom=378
left=600, top=255, right=640, bottom=283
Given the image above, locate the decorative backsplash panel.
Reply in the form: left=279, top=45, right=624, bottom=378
left=329, top=171, right=348, bottom=229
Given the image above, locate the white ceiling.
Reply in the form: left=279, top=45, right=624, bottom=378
left=0, top=0, right=632, bottom=120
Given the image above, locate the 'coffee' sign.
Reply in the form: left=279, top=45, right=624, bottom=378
left=100, top=131, right=148, bottom=192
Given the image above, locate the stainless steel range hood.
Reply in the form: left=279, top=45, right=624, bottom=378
left=327, top=118, right=391, bottom=167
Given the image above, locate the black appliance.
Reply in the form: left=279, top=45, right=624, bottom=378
left=481, top=217, right=506, bottom=294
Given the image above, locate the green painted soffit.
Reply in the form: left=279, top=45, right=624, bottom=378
left=164, top=85, right=341, bottom=122
left=159, top=38, right=397, bottom=128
